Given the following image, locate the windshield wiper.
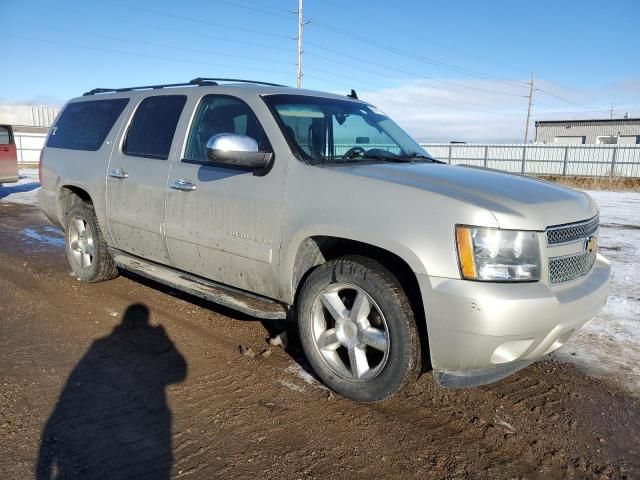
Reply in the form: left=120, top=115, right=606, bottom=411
left=397, top=152, right=442, bottom=163
left=338, top=152, right=396, bottom=162
left=335, top=151, right=439, bottom=164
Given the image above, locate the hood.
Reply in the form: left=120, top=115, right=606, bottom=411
left=328, top=163, right=597, bottom=230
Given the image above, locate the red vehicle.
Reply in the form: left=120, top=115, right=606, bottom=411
left=0, top=125, right=19, bottom=183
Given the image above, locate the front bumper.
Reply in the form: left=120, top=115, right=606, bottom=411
left=418, top=254, right=610, bottom=388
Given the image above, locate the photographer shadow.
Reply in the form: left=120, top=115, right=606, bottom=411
left=36, top=303, right=187, bottom=480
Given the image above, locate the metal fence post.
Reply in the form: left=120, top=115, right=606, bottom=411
left=610, top=145, right=619, bottom=177
left=448, top=144, right=452, bottom=164
left=521, top=145, right=527, bottom=174
left=483, top=145, right=489, bottom=168
left=562, top=146, right=569, bottom=176
left=17, top=135, right=23, bottom=166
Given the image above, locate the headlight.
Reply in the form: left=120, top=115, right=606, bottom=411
left=456, top=226, right=541, bottom=282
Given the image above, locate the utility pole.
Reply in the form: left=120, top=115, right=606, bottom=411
left=296, top=0, right=303, bottom=88
left=524, top=72, right=535, bottom=144
left=609, top=104, right=614, bottom=119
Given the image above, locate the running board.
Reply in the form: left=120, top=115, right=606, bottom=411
left=111, top=250, right=288, bottom=320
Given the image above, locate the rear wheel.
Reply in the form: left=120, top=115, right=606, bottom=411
left=65, top=201, right=118, bottom=282
left=297, top=256, right=421, bottom=402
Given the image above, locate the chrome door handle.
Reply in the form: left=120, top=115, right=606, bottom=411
left=170, top=179, right=197, bottom=191
left=109, top=168, right=129, bottom=179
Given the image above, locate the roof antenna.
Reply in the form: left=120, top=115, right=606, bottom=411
left=347, top=89, right=358, bottom=99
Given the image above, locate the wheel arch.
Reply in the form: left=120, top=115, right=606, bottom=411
left=289, top=236, right=431, bottom=370
left=58, top=184, right=93, bottom=227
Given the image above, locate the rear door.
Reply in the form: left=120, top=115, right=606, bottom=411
left=106, top=94, right=187, bottom=264
left=0, top=125, right=18, bottom=183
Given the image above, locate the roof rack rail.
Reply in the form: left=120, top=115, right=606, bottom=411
left=189, top=77, right=286, bottom=87
left=83, top=82, right=198, bottom=96
left=83, top=77, right=286, bottom=96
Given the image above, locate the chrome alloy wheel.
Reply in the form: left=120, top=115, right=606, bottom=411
left=68, top=214, right=95, bottom=269
left=311, top=283, right=390, bottom=381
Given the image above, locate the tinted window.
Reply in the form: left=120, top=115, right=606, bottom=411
left=184, top=95, right=270, bottom=162
left=0, top=126, right=11, bottom=145
left=47, top=99, right=129, bottom=151
left=124, top=95, right=187, bottom=160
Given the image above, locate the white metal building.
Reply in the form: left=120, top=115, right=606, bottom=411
left=535, top=117, right=640, bottom=145
left=0, top=105, right=60, bottom=164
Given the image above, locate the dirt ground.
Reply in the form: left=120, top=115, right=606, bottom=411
left=1, top=202, right=639, bottom=480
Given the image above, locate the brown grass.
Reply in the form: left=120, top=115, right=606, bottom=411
left=534, top=175, right=640, bottom=191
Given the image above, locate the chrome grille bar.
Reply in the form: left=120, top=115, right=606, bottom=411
left=546, top=216, right=599, bottom=245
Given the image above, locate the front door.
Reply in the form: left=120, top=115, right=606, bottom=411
left=106, top=95, right=187, bottom=265
left=164, top=94, right=287, bottom=299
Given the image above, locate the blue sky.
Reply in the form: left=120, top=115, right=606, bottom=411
left=3, top=0, right=639, bottom=142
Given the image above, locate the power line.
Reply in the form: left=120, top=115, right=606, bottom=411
left=104, top=1, right=294, bottom=40
left=61, top=30, right=295, bottom=66
left=306, top=17, right=528, bottom=87
left=536, top=88, right=590, bottom=108
left=304, top=66, right=519, bottom=109
left=18, top=36, right=294, bottom=79
left=186, top=1, right=530, bottom=91
left=32, top=1, right=297, bottom=54
left=304, top=73, right=511, bottom=114
left=206, top=0, right=294, bottom=19
left=215, top=0, right=296, bottom=14
left=304, top=42, right=526, bottom=98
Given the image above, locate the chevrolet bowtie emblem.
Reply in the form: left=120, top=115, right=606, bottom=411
left=585, top=235, right=598, bottom=253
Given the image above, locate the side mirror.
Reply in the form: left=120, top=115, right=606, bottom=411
left=206, top=134, right=272, bottom=169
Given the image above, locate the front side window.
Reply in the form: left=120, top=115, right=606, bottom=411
left=124, top=95, right=187, bottom=160
left=184, top=94, right=271, bottom=162
left=47, top=99, right=129, bottom=151
left=0, top=126, right=11, bottom=145
left=263, top=94, right=434, bottom=165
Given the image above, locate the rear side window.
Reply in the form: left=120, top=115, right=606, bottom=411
left=0, top=126, right=12, bottom=145
left=123, top=95, right=187, bottom=160
left=47, top=99, right=129, bottom=151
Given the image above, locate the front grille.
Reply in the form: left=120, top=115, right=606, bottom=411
left=546, top=216, right=599, bottom=245
left=549, top=251, right=597, bottom=284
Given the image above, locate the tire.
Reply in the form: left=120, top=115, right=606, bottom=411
left=64, top=201, right=119, bottom=283
left=297, top=255, right=421, bottom=402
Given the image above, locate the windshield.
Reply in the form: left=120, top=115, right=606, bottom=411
left=263, top=94, right=435, bottom=165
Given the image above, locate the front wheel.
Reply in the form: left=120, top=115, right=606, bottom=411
left=297, top=256, right=421, bottom=402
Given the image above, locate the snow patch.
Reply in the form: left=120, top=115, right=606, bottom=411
left=554, top=190, right=640, bottom=396
left=285, top=361, right=328, bottom=390
left=21, top=227, right=64, bottom=247
left=0, top=169, right=40, bottom=205
left=278, top=380, right=305, bottom=393
left=285, top=362, right=316, bottom=385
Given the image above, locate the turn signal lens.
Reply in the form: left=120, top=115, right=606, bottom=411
left=456, top=226, right=477, bottom=279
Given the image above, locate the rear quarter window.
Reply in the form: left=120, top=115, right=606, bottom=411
left=47, top=98, right=129, bottom=151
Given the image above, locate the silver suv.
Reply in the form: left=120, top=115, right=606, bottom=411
left=38, top=78, right=610, bottom=402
